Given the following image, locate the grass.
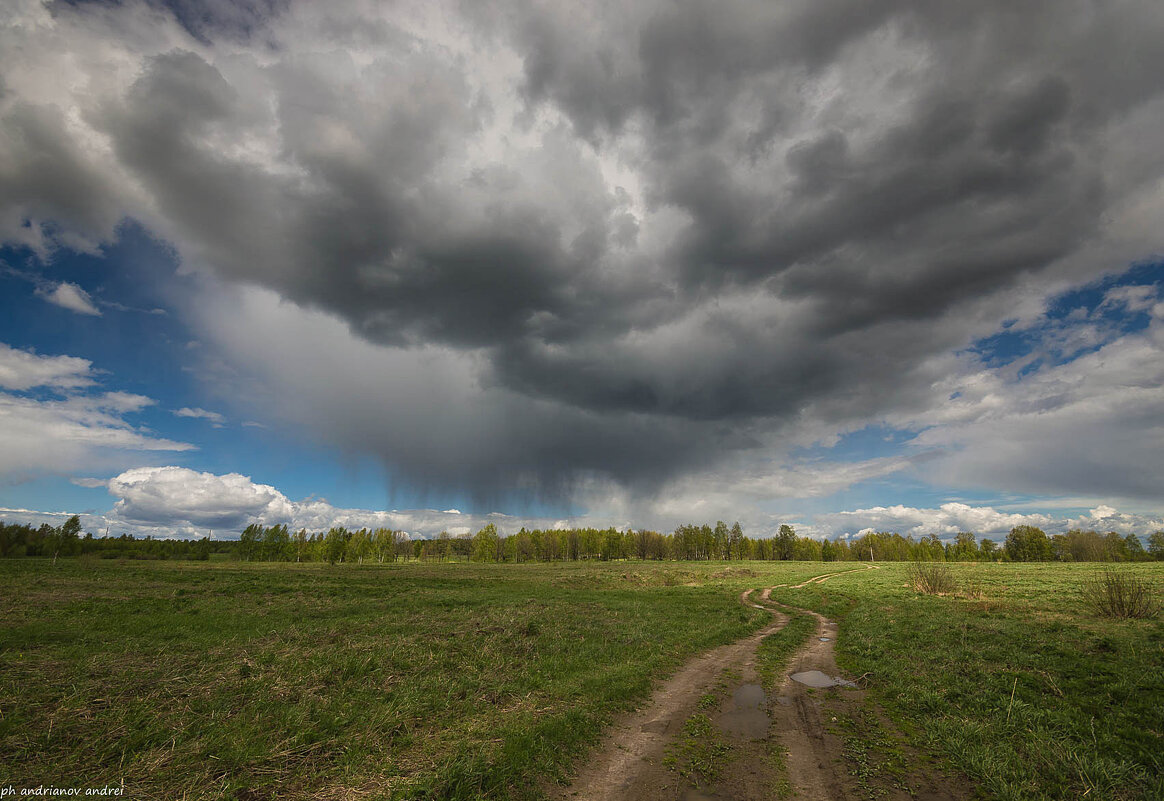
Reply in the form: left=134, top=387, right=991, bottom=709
left=3, top=558, right=1160, bottom=800
left=769, top=561, right=1164, bottom=801
left=0, top=559, right=783, bottom=800
left=755, top=610, right=817, bottom=693
left=661, top=712, right=732, bottom=786
left=831, top=704, right=913, bottom=800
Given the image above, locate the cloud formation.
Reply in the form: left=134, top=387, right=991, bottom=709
left=109, top=466, right=294, bottom=529
left=173, top=407, right=225, bottom=425
left=37, top=281, right=101, bottom=315
left=9, top=466, right=1160, bottom=543
left=807, top=502, right=1164, bottom=541
left=0, top=342, right=93, bottom=391
left=811, top=503, right=1056, bottom=541
left=1, top=1, right=1163, bottom=507
left=891, top=293, right=1164, bottom=504
left=98, top=465, right=585, bottom=538
left=0, top=342, right=192, bottom=479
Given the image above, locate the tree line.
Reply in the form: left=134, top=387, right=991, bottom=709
left=0, top=518, right=231, bottom=560
left=3, top=517, right=1162, bottom=563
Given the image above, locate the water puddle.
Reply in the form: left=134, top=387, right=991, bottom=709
left=717, top=683, right=770, bottom=740
left=819, top=637, right=831, bottom=642
left=789, top=670, right=857, bottom=689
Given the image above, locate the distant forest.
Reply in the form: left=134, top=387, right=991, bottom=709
left=2, top=517, right=1162, bottom=564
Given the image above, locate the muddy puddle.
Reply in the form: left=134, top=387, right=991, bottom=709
left=716, top=683, right=769, bottom=740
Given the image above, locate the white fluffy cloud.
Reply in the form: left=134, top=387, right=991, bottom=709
left=109, top=466, right=295, bottom=529
left=0, top=343, right=93, bottom=390
left=99, top=465, right=597, bottom=538
left=0, top=343, right=192, bottom=479
left=809, top=503, right=1055, bottom=541
left=1065, top=505, right=1164, bottom=537
left=802, top=502, right=1164, bottom=540
left=0, top=392, right=193, bottom=477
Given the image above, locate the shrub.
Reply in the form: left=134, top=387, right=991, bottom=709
left=907, top=561, right=957, bottom=595
left=1082, top=570, right=1161, bottom=619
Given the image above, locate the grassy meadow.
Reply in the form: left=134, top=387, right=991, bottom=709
left=0, top=559, right=817, bottom=800
left=770, top=562, right=1164, bottom=801
left=0, top=558, right=1160, bottom=800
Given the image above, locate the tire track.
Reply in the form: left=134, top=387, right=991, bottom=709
left=558, top=575, right=968, bottom=801
left=556, top=590, right=786, bottom=801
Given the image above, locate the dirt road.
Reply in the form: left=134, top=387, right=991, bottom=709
left=557, top=590, right=788, bottom=801
left=556, top=577, right=969, bottom=801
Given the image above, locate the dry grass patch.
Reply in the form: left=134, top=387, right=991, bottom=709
left=906, top=562, right=957, bottom=595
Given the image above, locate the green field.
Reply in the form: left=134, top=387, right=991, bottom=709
left=771, top=562, right=1164, bottom=801
left=1, top=559, right=1160, bottom=800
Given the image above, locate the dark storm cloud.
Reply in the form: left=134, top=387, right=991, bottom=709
left=4, top=0, right=1164, bottom=500
left=96, top=44, right=634, bottom=353
left=0, top=99, right=124, bottom=253
left=463, top=0, right=1161, bottom=425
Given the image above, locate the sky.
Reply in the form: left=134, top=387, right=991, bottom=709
left=1, top=0, right=1163, bottom=542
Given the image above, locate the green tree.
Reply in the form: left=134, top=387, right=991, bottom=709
left=293, top=528, right=309, bottom=562
left=542, top=530, right=562, bottom=561
left=821, top=539, right=836, bottom=562
left=238, top=523, right=262, bottom=561
left=919, top=533, right=946, bottom=561
left=775, top=524, right=796, bottom=561
left=322, top=527, right=348, bottom=564
left=60, top=515, right=82, bottom=545
left=1148, top=531, right=1164, bottom=561
left=347, top=529, right=372, bottom=564
left=513, top=529, right=533, bottom=562
left=192, top=536, right=211, bottom=561
left=1005, top=525, right=1051, bottom=561
left=792, top=536, right=823, bottom=561
left=1123, top=533, right=1147, bottom=561
left=600, top=528, right=623, bottom=561
left=728, top=522, right=744, bottom=560
left=1102, top=532, right=1129, bottom=561
left=950, top=532, right=979, bottom=561
left=471, top=524, right=500, bottom=562
left=1056, top=530, right=1105, bottom=561
left=47, top=515, right=83, bottom=563
left=713, top=521, right=729, bottom=560
left=373, top=528, right=398, bottom=563
left=671, top=525, right=693, bottom=560
left=262, top=524, right=291, bottom=561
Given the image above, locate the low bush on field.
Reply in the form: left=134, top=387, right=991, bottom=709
left=1082, top=570, right=1160, bottom=619
left=906, top=562, right=957, bottom=595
